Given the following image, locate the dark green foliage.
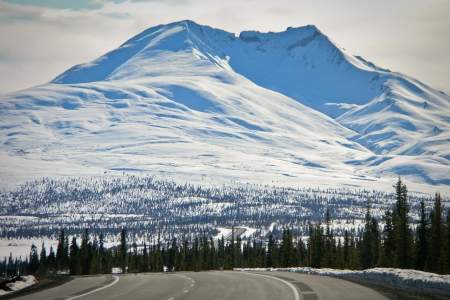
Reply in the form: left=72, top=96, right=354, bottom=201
left=360, top=206, right=380, bottom=269
left=28, top=244, right=39, bottom=274
left=415, top=200, right=428, bottom=270
left=4, top=179, right=449, bottom=277
left=69, top=237, right=80, bottom=275
left=56, top=229, right=69, bottom=271
left=392, top=177, right=413, bottom=268
left=446, top=209, right=450, bottom=273
left=428, top=193, right=444, bottom=273
left=120, top=228, right=127, bottom=273
left=380, top=209, right=395, bottom=267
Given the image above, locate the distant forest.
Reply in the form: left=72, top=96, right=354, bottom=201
left=2, top=178, right=449, bottom=277
left=0, top=175, right=443, bottom=240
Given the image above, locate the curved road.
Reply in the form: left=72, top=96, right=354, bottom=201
left=14, top=271, right=388, bottom=300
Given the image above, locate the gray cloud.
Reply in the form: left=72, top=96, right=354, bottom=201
left=0, top=0, right=449, bottom=94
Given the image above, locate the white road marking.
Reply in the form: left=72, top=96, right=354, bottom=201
left=65, top=275, right=120, bottom=300
left=242, top=272, right=301, bottom=300
left=170, top=274, right=195, bottom=298
left=167, top=298, right=175, bottom=300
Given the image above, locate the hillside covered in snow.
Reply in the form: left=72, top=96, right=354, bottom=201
left=0, top=20, right=449, bottom=192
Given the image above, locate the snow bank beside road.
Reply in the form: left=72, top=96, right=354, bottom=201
left=237, top=267, right=450, bottom=296
left=0, top=275, right=37, bottom=296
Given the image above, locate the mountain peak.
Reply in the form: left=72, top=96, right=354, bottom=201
left=52, top=20, right=338, bottom=84
left=2, top=20, right=450, bottom=189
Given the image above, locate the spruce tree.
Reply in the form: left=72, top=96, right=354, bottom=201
left=429, top=193, right=444, bottom=273
left=80, top=228, right=91, bottom=275
left=39, top=242, right=47, bottom=274
left=296, top=238, right=306, bottom=267
left=69, top=236, right=80, bottom=275
left=28, top=244, right=39, bottom=274
left=120, top=228, right=128, bottom=273
left=360, top=206, right=374, bottom=269
left=7, top=253, right=15, bottom=277
left=343, top=230, right=350, bottom=268
left=309, top=224, right=324, bottom=268
left=370, top=216, right=380, bottom=267
left=142, top=242, right=149, bottom=272
left=381, top=209, right=395, bottom=267
left=415, top=199, right=428, bottom=270
left=324, top=208, right=335, bottom=267
left=266, top=233, right=276, bottom=267
left=446, top=209, right=450, bottom=273
left=280, top=229, right=294, bottom=267
left=47, top=246, right=56, bottom=273
left=56, top=229, right=65, bottom=270
left=392, top=178, right=412, bottom=268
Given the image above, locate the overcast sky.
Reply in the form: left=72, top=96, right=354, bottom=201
left=0, top=0, right=449, bottom=94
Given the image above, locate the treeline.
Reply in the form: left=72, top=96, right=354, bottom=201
left=303, top=179, right=449, bottom=274
left=1, top=174, right=431, bottom=239
left=1, top=179, right=449, bottom=278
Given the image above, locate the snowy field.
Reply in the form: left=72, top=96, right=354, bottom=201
left=0, top=238, right=58, bottom=260
left=0, top=175, right=447, bottom=260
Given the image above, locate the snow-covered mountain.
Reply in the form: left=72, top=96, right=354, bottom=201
left=1, top=20, right=449, bottom=191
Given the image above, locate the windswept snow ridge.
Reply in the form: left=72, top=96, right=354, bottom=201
left=0, top=20, right=449, bottom=190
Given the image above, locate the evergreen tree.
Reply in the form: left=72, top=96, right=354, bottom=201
left=392, top=178, right=412, bottom=268
left=324, top=208, right=335, bottom=267
left=28, top=244, right=39, bottom=274
left=380, top=209, right=395, bottom=267
left=7, top=253, right=15, bottom=277
left=90, top=236, right=99, bottom=274
left=142, top=242, right=149, bottom=272
left=446, top=209, right=450, bottom=273
left=39, top=242, right=47, bottom=274
left=280, top=229, right=294, bottom=267
left=80, top=228, right=91, bottom=275
left=99, top=233, right=108, bottom=274
left=120, top=228, right=128, bottom=273
left=360, top=206, right=374, bottom=269
left=217, top=236, right=225, bottom=269
left=415, top=199, right=428, bottom=270
left=69, top=237, right=80, bottom=275
left=309, top=224, right=324, bottom=268
left=429, top=193, right=444, bottom=273
left=266, top=233, right=276, bottom=267
left=370, top=216, right=380, bottom=267
left=343, top=230, right=350, bottom=268
left=296, top=238, right=306, bottom=267
left=56, top=229, right=66, bottom=270
left=47, top=246, right=56, bottom=273
left=168, top=238, right=177, bottom=271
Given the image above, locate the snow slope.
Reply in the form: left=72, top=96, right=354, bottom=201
left=0, top=20, right=449, bottom=191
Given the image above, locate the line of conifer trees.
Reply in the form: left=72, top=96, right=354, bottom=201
left=1, top=178, right=449, bottom=278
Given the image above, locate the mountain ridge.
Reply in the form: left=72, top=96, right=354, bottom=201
left=1, top=20, right=449, bottom=191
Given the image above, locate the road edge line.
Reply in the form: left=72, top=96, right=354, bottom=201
left=242, top=272, right=301, bottom=300
left=65, top=275, right=119, bottom=300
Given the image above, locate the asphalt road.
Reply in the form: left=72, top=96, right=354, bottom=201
left=13, top=271, right=388, bottom=300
